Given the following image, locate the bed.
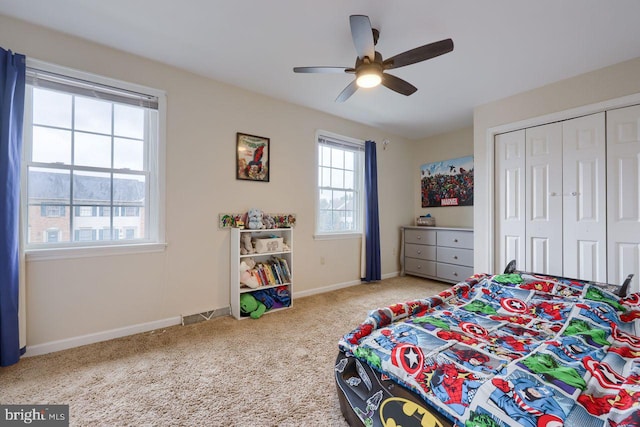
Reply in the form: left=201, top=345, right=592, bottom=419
left=335, top=264, right=638, bottom=427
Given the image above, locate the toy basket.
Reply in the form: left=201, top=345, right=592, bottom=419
left=416, top=216, right=435, bottom=226
left=254, top=237, right=284, bottom=253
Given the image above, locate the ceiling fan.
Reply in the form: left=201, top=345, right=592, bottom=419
left=293, top=15, right=454, bottom=102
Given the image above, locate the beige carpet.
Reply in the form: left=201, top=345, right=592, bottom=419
left=0, top=275, right=449, bottom=426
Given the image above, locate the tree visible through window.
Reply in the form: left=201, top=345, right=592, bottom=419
left=316, top=132, right=364, bottom=235
left=23, top=61, right=163, bottom=249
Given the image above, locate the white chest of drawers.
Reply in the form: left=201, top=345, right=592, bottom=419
left=401, top=226, right=474, bottom=283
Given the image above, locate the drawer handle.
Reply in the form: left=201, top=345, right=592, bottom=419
left=417, top=235, right=421, bottom=240
left=417, top=250, right=422, bottom=254
left=417, top=265, right=421, bottom=269
left=454, top=239, right=459, bottom=243
left=453, top=272, right=458, bottom=276
left=453, top=256, right=458, bottom=260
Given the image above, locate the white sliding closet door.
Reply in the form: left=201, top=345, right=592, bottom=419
left=607, top=105, right=640, bottom=293
left=562, top=113, right=607, bottom=282
left=495, top=130, right=526, bottom=271
left=495, top=113, right=606, bottom=280
left=525, top=123, right=563, bottom=276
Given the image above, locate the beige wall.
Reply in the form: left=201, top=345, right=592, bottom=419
left=412, top=127, right=474, bottom=228
left=1, top=15, right=419, bottom=350
left=11, top=11, right=638, bottom=351
left=473, top=57, right=640, bottom=273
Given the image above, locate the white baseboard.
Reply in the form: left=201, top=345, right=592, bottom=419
left=24, top=316, right=182, bottom=357
left=294, top=270, right=400, bottom=298
left=382, top=271, right=400, bottom=280
left=25, top=272, right=401, bottom=357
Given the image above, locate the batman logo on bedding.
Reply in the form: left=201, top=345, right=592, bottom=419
left=379, top=397, right=445, bottom=427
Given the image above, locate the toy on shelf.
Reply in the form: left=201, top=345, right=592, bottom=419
left=219, top=212, right=296, bottom=229
left=239, top=293, right=266, bottom=319
left=247, top=208, right=264, bottom=229
left=240, top=233, right=254, bottom=255
left=263, top=214, right=276, bottom=229
left=239, top=258, right=259, bottom=289
left=252, top=287, right=291, bottom=309
left=254, top=235, right=283, bottom=254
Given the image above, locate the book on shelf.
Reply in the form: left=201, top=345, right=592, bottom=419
left=272, top=262, right=283, bottom=284
left=274, top=257, right=291, bottom=282
left=243, top=257, right=292, bottom=288
left=263, top=263, right=278, bottom=285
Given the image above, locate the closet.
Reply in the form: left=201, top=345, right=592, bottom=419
left=495, top=104, right=640, bottom=290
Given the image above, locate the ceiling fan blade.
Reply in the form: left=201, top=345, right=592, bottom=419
left=335, top=80, right=359, bottom=102
left=293, top=66, right=353, bottom=74
left=381, top=73, right=417, bottom=96
left=350, top=15, right=375, bottom=60
left=383, top=38, right=454, bottom=70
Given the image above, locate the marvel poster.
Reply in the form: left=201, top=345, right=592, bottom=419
left=421, top=156, right=474, bottom=207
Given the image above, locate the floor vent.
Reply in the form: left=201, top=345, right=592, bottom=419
left=181, top=307, right=230, bottom=326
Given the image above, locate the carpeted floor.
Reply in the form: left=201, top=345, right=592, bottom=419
left=0, top=275, right=449, bottom=426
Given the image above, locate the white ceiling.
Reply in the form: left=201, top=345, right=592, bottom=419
left=2, top=0, right=640, bottom=140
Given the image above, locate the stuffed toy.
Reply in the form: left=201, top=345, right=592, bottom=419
left=274, top=286, right=291, bottom=307
left=240, top=293, right=266, bottom=319
left=247, top=208, right=264, bottom=230
left=263, top=215, right=276, bottom=229
left=252, top=287, right=291, bottom=309
left=239, top=258, right=259, bottom=289
left=252, top=289, right=276, bottom=309
left=240, top=233, right=254, bottom=255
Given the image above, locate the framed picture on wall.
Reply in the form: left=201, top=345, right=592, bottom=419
left=236, top=132, right=270, bottom=182
left=421, top=155, right=474, bottom=207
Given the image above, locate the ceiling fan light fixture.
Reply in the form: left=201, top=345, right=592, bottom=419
left=293, top=15, right=453, bottom=102
left=356, top=72, right=381, bottom=88
left=356, top=63, right=382, bottom=88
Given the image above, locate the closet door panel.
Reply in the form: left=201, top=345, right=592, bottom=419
left=525, top=123, right=563, bottom=276
left=562, top=113, right=606, bottom=282
left=613, top=243, right=639, bottom=289
left=495, top=130, right=526, bottom=271
left=577, top=241, right=600, bottom=280
left=607, top=105, right=640, bottom=292
left=530, top=237, right=551, bottom=274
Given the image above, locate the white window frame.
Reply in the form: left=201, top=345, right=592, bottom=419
left=22, top=59, right=167, bottom=260
left=314, top=130, right=364, bottom=239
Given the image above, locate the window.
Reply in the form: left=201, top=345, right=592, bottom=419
left=76, top=206, right=96, bottom=217
left=124, top=228, right=136, bottom=240
left=23, top=60, right=165, bottom=253
left=316, top=131, right=364, bottom=235
left=98, top=228, right=111, bottom=241
left=41, top=205, right=65, bottom=217
left=75, top=228, right=96, bottom=242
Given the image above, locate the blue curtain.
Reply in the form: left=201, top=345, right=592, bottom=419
left=363, top=140, right=381, bottom=282
left=0, top=47, right=26, bottom=367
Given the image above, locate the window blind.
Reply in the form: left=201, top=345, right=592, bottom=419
left=26, top=67, right=158, bottom=109
left=318, top=135, right=364, bottom=151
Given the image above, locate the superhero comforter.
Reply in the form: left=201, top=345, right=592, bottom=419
left=337, top=272, right=640, bottom=427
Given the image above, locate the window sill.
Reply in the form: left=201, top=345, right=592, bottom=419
left=313, top=232, right=363, bottom=241
left=25, top=242, right=167, bottom=262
